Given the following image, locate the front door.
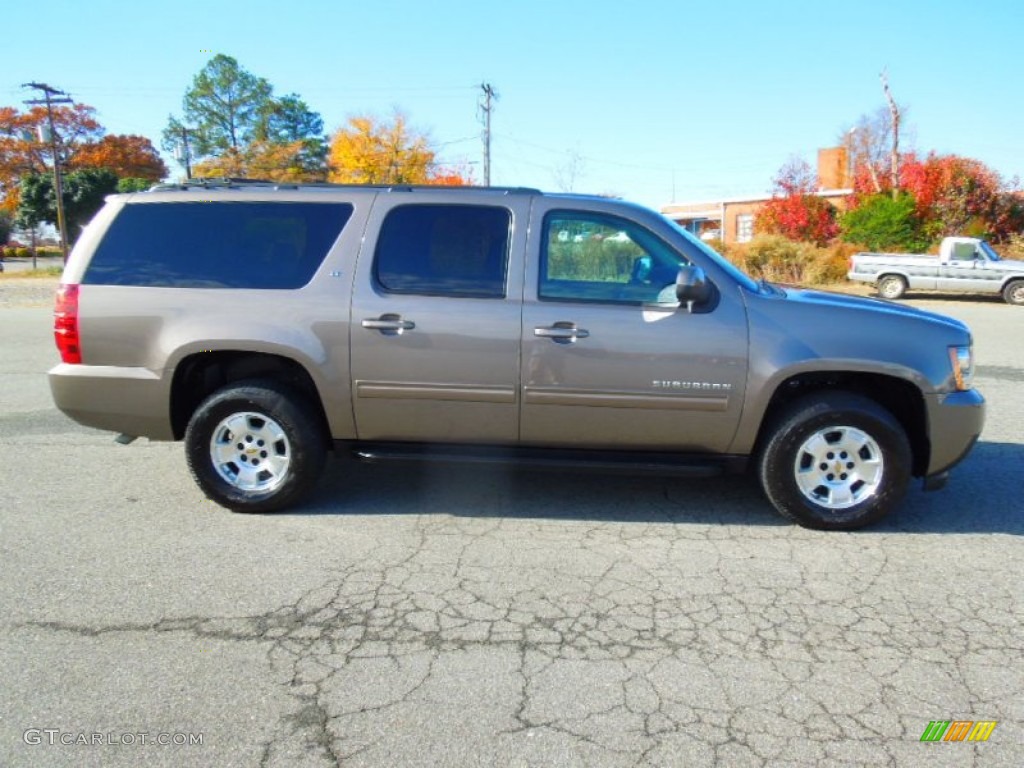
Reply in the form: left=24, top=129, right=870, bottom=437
left=519, top=204, right=749, bottom=452
left=937, top=242, right=1000, bottom=293
left=350, top=193, right=529, bottom=443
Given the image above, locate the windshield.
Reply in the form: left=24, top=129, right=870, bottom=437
left=666, top=219, right=761, bottom=292
left=979, top=241, right=1001, bottom=261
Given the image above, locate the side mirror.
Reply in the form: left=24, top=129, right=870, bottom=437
left=675, top=265, right=712, bottom=307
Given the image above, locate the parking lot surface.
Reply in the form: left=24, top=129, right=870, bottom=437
left=0, top=280, right=1020, bottom=767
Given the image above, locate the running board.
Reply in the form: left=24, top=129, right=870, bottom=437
left=346, top=442, right=746, bottom=478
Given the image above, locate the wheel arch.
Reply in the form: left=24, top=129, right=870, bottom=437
left=752, top=371, right=929, bottom=477
left=170, top=351, right=332, bottom=447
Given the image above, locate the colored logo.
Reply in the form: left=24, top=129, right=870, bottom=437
left=920, top=720, right=997, bottom=742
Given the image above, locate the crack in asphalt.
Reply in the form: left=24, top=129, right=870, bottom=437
left=14, top=518, right=1020, bottom=767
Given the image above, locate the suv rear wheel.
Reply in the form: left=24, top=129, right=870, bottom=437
left=185, top=380, right=326, bottom=512
left=758, top=392, right=911, bottom=530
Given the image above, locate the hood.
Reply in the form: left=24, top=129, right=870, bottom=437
left=775, top=286, right=970, bottom=333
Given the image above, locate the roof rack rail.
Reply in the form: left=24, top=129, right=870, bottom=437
left=383, top=184, right=542, bottom=194
left=148, top=177, right=279, bottom=191
left=145, top=179, right=546, bottom=194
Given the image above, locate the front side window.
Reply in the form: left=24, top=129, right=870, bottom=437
left=541, top=211, right=687, bottom=304
left=374, top=204, right=510, bottom=298
left=84, top=202, right=352, bottom=289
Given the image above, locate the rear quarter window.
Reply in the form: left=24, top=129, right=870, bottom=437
left=82, top=202, right=352, bottom=289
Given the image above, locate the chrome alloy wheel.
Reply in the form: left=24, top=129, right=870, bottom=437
left=793, top=426, right=884, bottom=510
left=209, top=411, right=291, bottom=493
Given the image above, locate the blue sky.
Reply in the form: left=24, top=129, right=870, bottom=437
left=4, top=0, right=1022, bottom=209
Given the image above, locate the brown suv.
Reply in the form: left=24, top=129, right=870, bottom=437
left=50, top=182, right=985, bottom=529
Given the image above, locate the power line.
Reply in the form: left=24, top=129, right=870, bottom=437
left=496, top=132, right=778, bottom=175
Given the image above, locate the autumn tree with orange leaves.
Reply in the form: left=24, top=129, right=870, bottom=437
left=328, top=112, right=435, bottom=184
left=1, top=102, right=169, bottom=220
left=193, top=140, right=322, bottom=183
left=71, top=135, right=167, bottom=181
left=427, top=165, right=475, bottom=186
left=328, top=111, right=473, bottom=186
left=0, top=103, right=103, bottom=212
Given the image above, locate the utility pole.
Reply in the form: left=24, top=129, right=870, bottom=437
left=23, top=82, right=73, bottom=263
left=479, top=83, right=497, bottom=187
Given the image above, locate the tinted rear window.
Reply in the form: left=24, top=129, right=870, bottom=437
left=374, top=204, right=511, bottom=298
left=83, top=202, right=352, bottom=288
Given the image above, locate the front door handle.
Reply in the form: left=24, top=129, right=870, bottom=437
left=362, top=314, right=415, bottom=334
left=534, top=322, right=590, bottom=344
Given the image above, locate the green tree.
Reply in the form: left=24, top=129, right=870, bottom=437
left=16, top=168, right=118, bottom=242
left=257, top=94, right=327, bottom=175
left=116, top=177, right=155, bottom=193
left=0, top=209, right=12, bottom=244
left=840, top=192, right=930, bottom=252
left=164, top=54, right=273, bottom=158
left=162, top=57, right=328, bottom=179
left=259, top=94, right=323, bottom=143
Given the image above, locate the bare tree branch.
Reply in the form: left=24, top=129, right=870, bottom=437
left=881, top=69, right=901, bottom=197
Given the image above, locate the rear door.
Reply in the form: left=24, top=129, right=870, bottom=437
left=349, top=191, right=530, bottom=443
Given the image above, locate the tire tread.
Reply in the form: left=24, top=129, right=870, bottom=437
left=184, top=378, right=327, bottom=513
left=757, top=391, right=911, bottom=530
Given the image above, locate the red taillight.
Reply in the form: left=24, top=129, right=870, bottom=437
left=54, top=283, right=81, bottom=364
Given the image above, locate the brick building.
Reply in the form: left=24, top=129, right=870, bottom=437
left=661, top=147, right=854, bottom=244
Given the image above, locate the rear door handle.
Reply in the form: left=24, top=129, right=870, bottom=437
left=362, top=314, right=415, bottom=334
left=534, top=322, right=590, bottom=344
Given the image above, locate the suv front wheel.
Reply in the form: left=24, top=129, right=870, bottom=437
left=758, top=392, right=911, bottom=530
left=185, top=380, right=326, bottom=512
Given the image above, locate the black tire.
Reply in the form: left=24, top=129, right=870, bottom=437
left=877, top=275, right=907, bottom=300
left=757, top=392, right=911, bottom=530
left=184, top=379, right=327, bottom=513
left=1002, top=279, right=1024, bottom=306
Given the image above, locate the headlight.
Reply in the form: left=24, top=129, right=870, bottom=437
left=948, top=345, right=974, bottom=391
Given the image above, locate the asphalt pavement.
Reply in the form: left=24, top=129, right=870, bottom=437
left=0, top=281, right=1020, bottom=767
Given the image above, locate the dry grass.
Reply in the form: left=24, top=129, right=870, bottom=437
left=1, top=267, right=63, bottom=278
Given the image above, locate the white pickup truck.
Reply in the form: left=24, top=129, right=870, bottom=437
left=848, top=236, right=1024, bottom=305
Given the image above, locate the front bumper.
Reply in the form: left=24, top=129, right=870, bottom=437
left=924, top=388, right=985, bottom=477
